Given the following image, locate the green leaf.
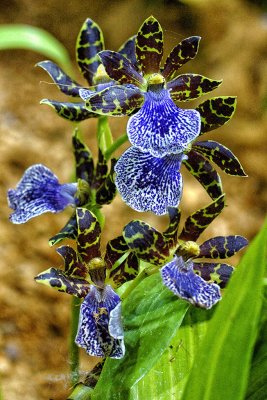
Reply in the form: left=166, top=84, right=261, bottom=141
left=136, top=307, right=214, bottom=399
left=180, top=217, right=267, bottom=400
left=91, top=273, right=189, bottom=399
left=0, top=24, right=72, bottom=73
left=245, top=287, right=267, bottom=400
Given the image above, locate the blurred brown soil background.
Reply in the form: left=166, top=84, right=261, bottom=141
left=0, top=0, right=266, bottom=398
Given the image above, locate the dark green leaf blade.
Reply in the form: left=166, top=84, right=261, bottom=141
left=181, top=218, right=267, bottom=400
left=91, top=273, right=189, bottom=400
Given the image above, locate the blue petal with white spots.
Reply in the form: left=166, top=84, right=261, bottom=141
left=7, top=164, right=77, bottom=224
left=161, top=256, right=221, bottom=309
left=75, top=285, right=125, bottom=359
left=115, top=146, right=185, bottom=215
left=127, top=89, right=201, bottom=157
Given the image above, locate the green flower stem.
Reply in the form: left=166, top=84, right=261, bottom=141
left=104, top=133, right=128, bottom=160
left=97, top=116, right=113, bottom=154
left=69, top=296, right=81, bottom=386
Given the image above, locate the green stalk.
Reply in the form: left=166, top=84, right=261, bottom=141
left=69, top=296, right=81, bottom=386
left=104, top=133, right=128, bottom=160
left=97, top=116, right=113, bottom=154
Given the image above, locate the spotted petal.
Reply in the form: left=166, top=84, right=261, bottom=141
left=192, top=140, right=247, bottom=176
left=183, top=150, right=223, bottom=200
left=37, top=60, right=82, bottom=97
left=72, top=130, right=94, bottom=182
left=8, top=164, right=77, bottom=223
left=107, top=253, right=139, bottom=289
left=161, top=256, right=221, bottom=309
left=35, top=267, right=90, bottom=298
left=49, top=213, right=77, bottom=246
left=96, top=158, right=117, bottom=205
left=199, top=235, right=248, bottom=259
left=40, top=99, right=96, bottom=121
left=193, top=262, right=234, bottom=289
left=85, top=85, right=144, bottom=116
left=123, top=220, right=168, bottom=266
left=118, top=35, right=138, bottom=70
left=162, top=36, right=201, bottom=81
left=135, top=16, right=163, bottom=76
left=168, top=74, right=222, bottom=102
left=197, top=96, right=237, bottom=135
left=99, top=50, right=144, bottom=86
left=127, top=89, right=200, bottom=157
left=179, top=194, right=225, bottom=242
left=115, top=147, right=184, bottom=215
left=76, top=208, right=101, bottom=263
left=75, top=285, right=125, bottom=358
left=76, top=18, right=104, bottom=86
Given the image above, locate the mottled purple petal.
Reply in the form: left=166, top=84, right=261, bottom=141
left=127, top=89, right=200, bottom=157
left=37, top=61, right=82, bottom=97
left=115, top=147, right=184, bottom=215
left=135, top=16, right=163, bottom=76
left=75, top=285, right=125, bottom=359
left=99, top=50, right=144, bottom=86
left=199, top=235, right=248, bottom=259
left=162, top=36, right=201, bottom=81
left=161, top=256, right=221, bottom=309
left=8, top=164, right=77, bottom=223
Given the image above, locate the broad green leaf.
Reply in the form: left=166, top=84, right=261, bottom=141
left=245, top=287, right=267, bottom=400
left=136, top=307, right=214, bottom=399
left=68, top=383, right=93, bottom=400
left=0, top=24, right=72, bottom=73
left=91, top=273, right=189, bottom=399
left=180, top=217, right=267, bottom=400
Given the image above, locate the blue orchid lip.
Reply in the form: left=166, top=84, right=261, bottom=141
left=75, top=285, right=125, bottom=359
left=115, top=147, right=185, bottom=215
left=127, top=89, right=201, bottom=158
left=161, top=256, right=221, bottom=309
left=7, top=164, right=78, bottom=224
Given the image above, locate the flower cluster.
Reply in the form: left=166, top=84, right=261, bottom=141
left=7, top=16, right=248, bottom=364
left=80, top=16, right=246, bottom=215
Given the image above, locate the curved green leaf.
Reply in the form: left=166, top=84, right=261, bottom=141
left=0, top=24, right=72, bottom=73
left=180, top=217, right=267, bottom=400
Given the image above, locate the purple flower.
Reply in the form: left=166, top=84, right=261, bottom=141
left=75, top=285, right=125, bottom=359
left=161, top=256, right=221, bottom=309
left=8, top=164, right=77, bottom=223
left=114, top=147, right=186, bottom=215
